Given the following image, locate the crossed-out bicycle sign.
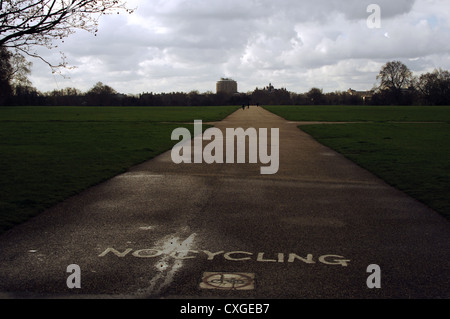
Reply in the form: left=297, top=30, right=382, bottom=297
left=200, top=272, right=255, bottom=291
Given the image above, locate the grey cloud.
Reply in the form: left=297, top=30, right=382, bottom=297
left=341, top=0, right=416, bottom=20
left=29, top=0, right=450, bottom=94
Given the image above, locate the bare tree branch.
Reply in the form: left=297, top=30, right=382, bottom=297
left=377, top=61, right=413, bottom=91
left=1, top=0, right=134, bottom=70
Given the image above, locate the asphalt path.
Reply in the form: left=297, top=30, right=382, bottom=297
left=0, top=106, right=449, bottom=299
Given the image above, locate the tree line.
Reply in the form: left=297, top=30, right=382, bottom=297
left=1, top=56, right=450, bottom=107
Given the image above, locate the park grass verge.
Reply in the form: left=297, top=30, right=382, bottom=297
left=300, top=123, right=450, bottom=219
left=263, top=105, right=450, bottom=123
left=262, top=105, right=450, bottom=219
left=0, top=105, right=239, bottom=123
left=0, top=105, right=239, bottom=234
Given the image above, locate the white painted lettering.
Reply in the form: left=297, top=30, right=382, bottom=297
left=170, top=250, right=199, bottom=260
left=319, top=255, right=350, bottom=267
left=132, top=249, right=163, bottom=258
left=98, top=248, right=132, bottom=258
left=97, top=248, right=351, bottom=267
left=224, top=251, right=253, bottom=261
left=202, top=250, right=225, bottom=261
left=257, top=252, right=277, bottom=262
left=288, top=253, right=315, bottom=264
left=277, top=253, right=285, bottom=263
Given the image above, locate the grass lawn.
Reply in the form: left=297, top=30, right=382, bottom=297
left=264, top=105, right=450, bottom=220
left=0, top=105, right=239, bottom=123
left=264, top=105, right=450, bottom=123
left=0, top=105, right=239, bottom=234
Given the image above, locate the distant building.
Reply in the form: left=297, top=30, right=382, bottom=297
left=348, top=88, right=373, bottom=104
left=216, top=78, right=238, bottom=94
left=262, top=83, right=275, bottom=93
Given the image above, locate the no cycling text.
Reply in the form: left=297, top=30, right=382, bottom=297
left=99, top=248, right=350, bottom=267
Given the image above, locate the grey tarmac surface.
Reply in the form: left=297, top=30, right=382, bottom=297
left=0, top=106, right=449, bottom=299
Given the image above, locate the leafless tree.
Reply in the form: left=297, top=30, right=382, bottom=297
left=1, top=45, right=31, bottom=88
left=417, top=68, right=450, bottom=105
left=0, top=0, right=134, bottom=70
left=376, top=61, right=413, bottom=92
left=9, top=51, right=33, bottom=86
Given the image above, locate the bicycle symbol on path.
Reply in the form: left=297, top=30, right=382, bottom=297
left=200, top=272, right=255, bottom=291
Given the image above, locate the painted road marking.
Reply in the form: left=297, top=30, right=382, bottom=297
left=139, top=226, right=155, bottom=231
left=134, top=233, right=197, bottom=296
left=99, top=248, right=350, bottom=267
left=200, top=272, right=255, bottom=291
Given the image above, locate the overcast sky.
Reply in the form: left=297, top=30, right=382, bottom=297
left=29, top=0, right=450, bottom=95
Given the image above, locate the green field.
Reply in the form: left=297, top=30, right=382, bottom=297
left=1, top=105, right=449, bottom=234
left=264, top=105, right=450, bottom=219
left=0, top=106, right=239, bottom=123
left=263, top=105, right=450, bottom=123
left=0, top=105, right=239, bottom=234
